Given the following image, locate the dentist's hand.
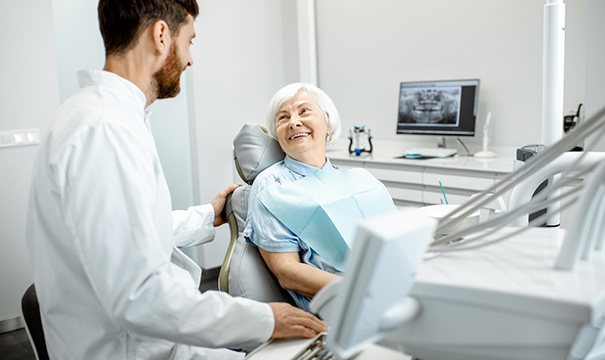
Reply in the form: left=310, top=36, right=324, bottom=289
left=211, top=184, right=239, bottom=226
left=269, top=303, right=327, bottom=339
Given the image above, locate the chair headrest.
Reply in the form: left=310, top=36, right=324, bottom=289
left=234, top=123, right=285, bottom=184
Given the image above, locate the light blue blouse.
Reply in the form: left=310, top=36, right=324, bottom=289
left=244, top=156, right=342, bottom=310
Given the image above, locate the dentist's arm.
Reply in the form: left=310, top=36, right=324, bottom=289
left=172, top=184, right=239, bottom=248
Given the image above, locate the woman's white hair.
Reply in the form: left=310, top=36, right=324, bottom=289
left=265, top=82, right=341, bottom=146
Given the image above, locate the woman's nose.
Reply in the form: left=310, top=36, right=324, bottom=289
left=288, top=115, right=302, bottom=128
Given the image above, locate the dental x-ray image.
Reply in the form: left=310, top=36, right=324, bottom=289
left=398, top=86, right=461, bottom=126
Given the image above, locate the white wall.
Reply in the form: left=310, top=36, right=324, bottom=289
left=585, top=0, right=605, bottom=151
left=188, top=0, right=298, bottom=268
left=52, top=0, right=104, bottom=101
left=0, top=0, right=60, bottom=326
left=149, top=85, right=195, bottom=211
left=315, top=0, right=587, bottom=149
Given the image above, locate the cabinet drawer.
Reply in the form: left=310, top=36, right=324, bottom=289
left=423, top=190, right=470, bottom=205
left=366, top=167, right=422, bottom=184
left=423, top=172, right=494, bottom=191
left=386, top=186, right=423, bottom=203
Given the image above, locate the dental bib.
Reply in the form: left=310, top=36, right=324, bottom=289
left=258, top=166, right=395, bottom=271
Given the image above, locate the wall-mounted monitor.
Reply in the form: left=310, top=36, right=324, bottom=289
left=397, top=79, right=480, bottom=137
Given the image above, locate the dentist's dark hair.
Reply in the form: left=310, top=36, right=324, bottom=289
left=98, top=0, right=199, bottom=56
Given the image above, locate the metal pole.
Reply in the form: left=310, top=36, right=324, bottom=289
left=542, top=0, right=565, bottom=226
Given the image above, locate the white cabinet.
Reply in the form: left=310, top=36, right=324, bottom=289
left=386, top=183, right=424, bottom=204
left=366, top=166, right=423, bottom=184
left=423, top=171, right=495, bottom=192
left=330, top=152, right=513, bottom=207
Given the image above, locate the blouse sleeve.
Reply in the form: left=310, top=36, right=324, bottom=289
left=244, top=176, right=301, bottom=253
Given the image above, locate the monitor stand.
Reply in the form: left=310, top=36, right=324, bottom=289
left=437, top=136, right=447, bottom=149
left=434, top=136, right=463, bottom=157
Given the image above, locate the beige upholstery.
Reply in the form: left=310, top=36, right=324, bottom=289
left=218, top=124, right=293, bottom=304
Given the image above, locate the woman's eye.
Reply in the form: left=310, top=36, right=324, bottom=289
left=300, top=108, right=309, bottom=115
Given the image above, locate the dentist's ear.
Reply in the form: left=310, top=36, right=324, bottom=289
left=151, top=19, right=171, bottom=54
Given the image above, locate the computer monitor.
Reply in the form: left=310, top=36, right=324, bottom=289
left=397, top=79, right=480, bottom=137
left=324, top=210, right=437, bottom=359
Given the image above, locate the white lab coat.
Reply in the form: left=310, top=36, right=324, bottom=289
left=26, top=70, right=274, bottom=360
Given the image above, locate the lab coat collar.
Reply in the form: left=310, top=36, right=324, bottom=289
left=283, top=155, right=336, bottom=177
left=77, top=69, right=149, bottom=123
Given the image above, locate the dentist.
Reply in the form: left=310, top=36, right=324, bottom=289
left=26, top=1, right=325, bottom=359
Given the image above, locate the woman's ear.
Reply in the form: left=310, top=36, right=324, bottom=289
left=325, top=112, right=333, bottom=142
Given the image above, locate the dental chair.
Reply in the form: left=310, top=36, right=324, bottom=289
left=21, top=284, right=50, bottom=360
left=218, top=123, right=293, bottom=304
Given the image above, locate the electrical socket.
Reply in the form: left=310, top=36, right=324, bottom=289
left=0, top=128, right=40, bottom=148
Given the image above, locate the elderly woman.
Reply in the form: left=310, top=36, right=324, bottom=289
left=243, top=83, right=395, bottom=310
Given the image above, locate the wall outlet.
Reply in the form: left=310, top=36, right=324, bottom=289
left=0, top=128, right=40, bottom=148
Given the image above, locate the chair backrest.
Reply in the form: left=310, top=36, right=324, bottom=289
left=218, top=124, right=293, bottom=303
left=21, top=284, right=50, bottom=360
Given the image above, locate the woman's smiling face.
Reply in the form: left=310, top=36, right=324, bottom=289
left=274, top=91, right=330, bottom=167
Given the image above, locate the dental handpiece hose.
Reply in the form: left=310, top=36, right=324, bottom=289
left=439, top=179, right=449, bottom=205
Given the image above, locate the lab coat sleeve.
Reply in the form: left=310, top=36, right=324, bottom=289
left=58, top=123, right=274, bottom=349
left=172, top=204, right=216, bottom=248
